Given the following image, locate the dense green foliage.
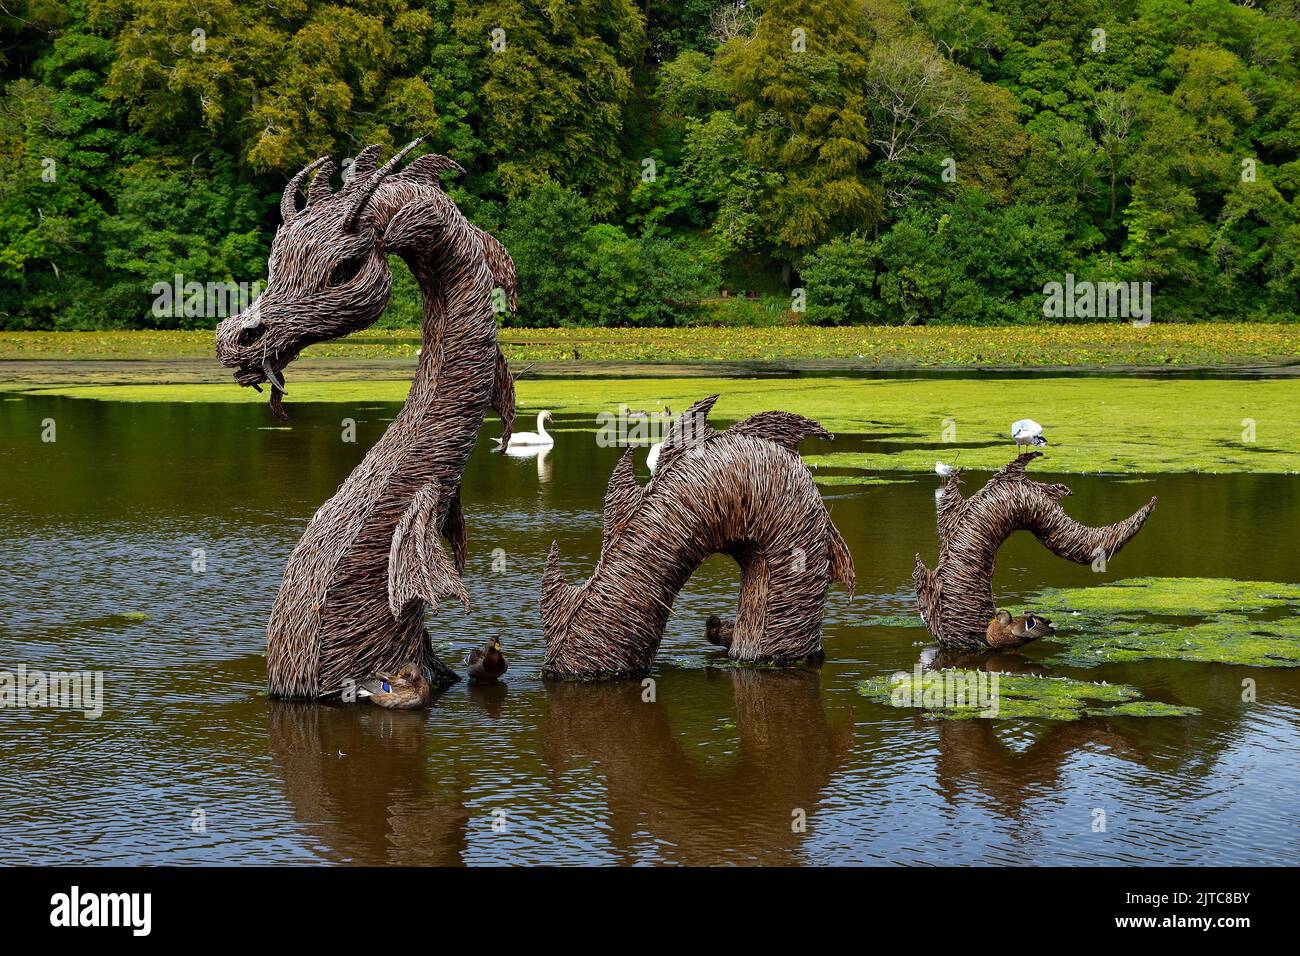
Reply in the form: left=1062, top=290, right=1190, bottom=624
left=2, top=0, right=1298, bottom=328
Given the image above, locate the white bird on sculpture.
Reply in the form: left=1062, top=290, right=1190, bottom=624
left=935, top=461, right=956, bottom=478
left=647, top=442, right=662, bottom=473
left=495, top=410, right=554, bottom=449
left=1011, top=419, right=1047, bottom=450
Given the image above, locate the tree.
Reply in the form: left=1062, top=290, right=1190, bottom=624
left=94, top=0, right=442, bottom=170
left=715, top=0, right=878, bottom=256
left=451, top=0, right=646, bottom=214
left=799, top=234, right=878, bottom=324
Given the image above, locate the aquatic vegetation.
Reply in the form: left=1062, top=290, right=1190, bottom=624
left=1033, top=578, right=1300, bottom=668
left=858, top=614, right=926, bottom=628
left=1090, top=701, right=1202, bottom=718
left=857, top=669, right=1198, bottom=721
left=3, top=324, right=1297, bottom=366
left=812, top=474, right=911, bottom=486
left=15, top=375, right=1300, bottom=475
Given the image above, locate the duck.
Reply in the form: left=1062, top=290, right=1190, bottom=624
left=495, top=410, right=553, bottom=448
left=985, top=610, right=1056, bottom=650
left=356, top=663, right=431, bottom=709
left=705, top=614, right=734, bottom=649
left=466, top=638, right=508, bottom=682
left=1011, top=418, right=1047, bottom=451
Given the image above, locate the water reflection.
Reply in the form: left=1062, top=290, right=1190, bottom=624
left=919, top=646, right=1051, bottom=676
left=268, top=700, right=472, bottom=866
left=500, top=442, right=552, bottom=481
left=541, top=667, right=852, bottom=865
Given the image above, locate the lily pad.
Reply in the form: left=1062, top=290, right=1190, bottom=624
left=857, top=668, right=1198, bottom=721
left=1031, top=577, right=1300, bottom=667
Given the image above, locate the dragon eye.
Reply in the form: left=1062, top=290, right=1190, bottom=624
left=327, top=256, right=366, bottom=287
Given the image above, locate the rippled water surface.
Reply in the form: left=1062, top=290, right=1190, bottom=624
left=1, top=391, right=1297, bottom=864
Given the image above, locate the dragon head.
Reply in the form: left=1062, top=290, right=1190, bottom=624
left=216, top=139, right=440, bottom=417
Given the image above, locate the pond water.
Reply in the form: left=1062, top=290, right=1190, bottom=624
left=1, top=390, right=1297, bottom=865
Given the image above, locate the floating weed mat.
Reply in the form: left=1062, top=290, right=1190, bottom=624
left=1031, top=577, right=1300, bottom=668
left=858, top=613, right=926, bottom=629
left=857, top=669, right=1199, bottom=721
left=811, top=474, right=914, bottom=487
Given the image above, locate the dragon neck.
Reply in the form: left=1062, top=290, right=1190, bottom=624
left=366, top=217, right=496, bottom=496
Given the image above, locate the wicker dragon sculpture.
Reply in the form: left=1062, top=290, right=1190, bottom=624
left=541, top=396, right=856, bottom=678
left=216, top=140, right=516, bottom=698
left=914, top=452, right=1157, bottom=651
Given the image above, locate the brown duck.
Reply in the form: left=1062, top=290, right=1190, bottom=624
left=705, top=614, right=734, bottom=649
left=356, top=663, right=431, bottom=709
left=985, top=610, right=1056, bottom=650
left=466, top=638, right=507, bottom=682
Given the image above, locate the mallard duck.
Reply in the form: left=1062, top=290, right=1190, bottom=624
left=986, top=610, right=1056, bottom=650
left=356, top=663, right=431, bottom=709
left=705, top=614, right=734, bottom=649
left=466, top=638, right=507, bottom=682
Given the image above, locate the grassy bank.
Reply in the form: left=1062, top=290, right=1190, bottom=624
left=1, top=324, right=1296, bottom=367
left=14, top=375, right=1298, bottom=475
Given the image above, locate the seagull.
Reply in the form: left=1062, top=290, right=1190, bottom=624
left=647, top=442, right=662, bottom=472
left=1011, top=419, right=1047, bottom=450
left=935, top=461, right=956, bottom=478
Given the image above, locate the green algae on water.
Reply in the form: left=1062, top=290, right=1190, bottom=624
left=857, top=668, right=1197, bottom=721
left=812, top=474, right=913, bottom=487
left=1035, top=577, right=1300, bottom=616
left=1086, top=701, right=1201, bottom=718
left=859, top=613, right=926, bottom=629
left=19, top=375, right=1300, bottom=476
left=1033, top=577, right=1300, bottom=667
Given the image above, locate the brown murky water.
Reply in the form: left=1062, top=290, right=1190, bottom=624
left=1, top=391, right=1297, bottom=864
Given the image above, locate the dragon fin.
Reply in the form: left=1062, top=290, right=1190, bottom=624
left=394, top=153, right=464, bottom=188
left=442, top=484, right=467, bottom=574
left=601, top=448, right=641, bottom=553
left=479, top=229, right=518, bottom=315
left=731, top=411, right=832, bottom=450
left=540, top=541, right=583, bottom=632
left=827, top=518, right=855, bottom=596
left=387, top=481, right=471, bottom=619
left=653, top=395, right=719, bottom=475
left=913, top=554, right=942, bottom=634
left=491, top=344, right=515, bottom=451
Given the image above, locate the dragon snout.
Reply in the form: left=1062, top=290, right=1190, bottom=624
left=216, top=307, right=292, bottom=395
left=216, top=308, right=267, bottom=365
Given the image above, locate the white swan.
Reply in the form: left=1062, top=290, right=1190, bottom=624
left=646, top=442, right=662, bottom=472
left=1011, top=418, right=1047, bottom=450
left=497, top=410, right=554, bottom=449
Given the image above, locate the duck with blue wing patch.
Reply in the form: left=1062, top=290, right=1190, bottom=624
left=356, top=663, right=432, bottom=709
